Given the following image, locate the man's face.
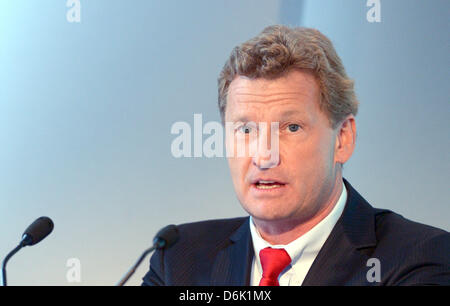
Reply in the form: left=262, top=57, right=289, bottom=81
left=225, top=70, right=342, bottom=225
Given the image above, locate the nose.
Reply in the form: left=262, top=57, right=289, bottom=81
left=251, top=122, right=280, bottom=170
left=252, top=154, right=279, bottom=169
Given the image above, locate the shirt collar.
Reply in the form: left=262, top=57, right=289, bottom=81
left=249, top=180, right=347, bottom=271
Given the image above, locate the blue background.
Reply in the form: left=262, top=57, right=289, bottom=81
left=0, top=0, right=448, bottom=285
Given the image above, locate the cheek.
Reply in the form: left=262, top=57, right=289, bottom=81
left=281, top=136, right=334, bottom=177
left=227, top=157, right=248, bottom=192
left=226, top=134, right=253, bottom=191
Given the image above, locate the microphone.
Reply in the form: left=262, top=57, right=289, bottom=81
left=116, top=224, right=179, bottom=286
left=2, top=216, right=54, bottom=286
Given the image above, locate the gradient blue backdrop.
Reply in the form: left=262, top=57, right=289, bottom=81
left=0, top=0, right=448, bottom=285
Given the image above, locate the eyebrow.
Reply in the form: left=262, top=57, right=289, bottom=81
left=228, top=109, right=307, bottom=123
left=279, top=110, right=305, bottom=119
left=225, top=116, right=254, bottom=126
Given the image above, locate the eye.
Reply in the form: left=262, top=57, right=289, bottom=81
left=287, top=124, right=300, bottom=132
left=238, top=125, right=253, bottom=134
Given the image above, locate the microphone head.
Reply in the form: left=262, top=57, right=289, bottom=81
left=152, top=224, right=179, bottom=249
left=21, top=216, right=54, bottom=246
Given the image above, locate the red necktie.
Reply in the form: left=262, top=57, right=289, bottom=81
left=259, top=247, right=291, bottom=286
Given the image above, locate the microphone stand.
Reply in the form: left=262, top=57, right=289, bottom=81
left=116, top=245, right=157, bottom=286
left=116, top=237, right=167, bottom=286
left=2, top=235, right=33, bottom=286
left=2, top=244, right=23, bottom=286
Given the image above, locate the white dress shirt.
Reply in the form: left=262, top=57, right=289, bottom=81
left=249, top=181, right=347, bottom=286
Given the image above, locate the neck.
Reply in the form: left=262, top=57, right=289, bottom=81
left=253, top=176, right=344, bottom=245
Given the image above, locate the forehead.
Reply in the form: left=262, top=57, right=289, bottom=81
left=225, top=70, right=321, bottom=121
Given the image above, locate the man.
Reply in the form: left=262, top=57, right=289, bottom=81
left=142, top=25, right=449, bottom=285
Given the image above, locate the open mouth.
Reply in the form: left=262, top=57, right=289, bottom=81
left=253, top=180, right=286, bottom=190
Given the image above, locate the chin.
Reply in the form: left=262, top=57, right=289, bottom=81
left=243, top=199, right=295, bottom=222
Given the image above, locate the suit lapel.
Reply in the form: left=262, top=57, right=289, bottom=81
left=302, top=179, right=378, bottom=285
left=210, top=217, right=254, bottom=286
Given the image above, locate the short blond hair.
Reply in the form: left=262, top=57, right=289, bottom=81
left=218, top=25, right=358, bottom=129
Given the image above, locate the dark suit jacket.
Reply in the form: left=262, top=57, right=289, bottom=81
left=142, top=179, right=450, bottom=285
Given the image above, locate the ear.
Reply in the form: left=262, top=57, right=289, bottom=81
left=334, top=115, right=356, bottom=165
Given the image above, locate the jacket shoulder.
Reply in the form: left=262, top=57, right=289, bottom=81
left=142, top=217, right=248, bottom=286
left=374, top=209, right=449, bottom=244
left=175, top=217, right=248, bottom=245
left=372, top=209, right=450, bottom=285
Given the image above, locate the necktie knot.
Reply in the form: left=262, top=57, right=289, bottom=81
left=259, top=247, right=291, bottom=286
